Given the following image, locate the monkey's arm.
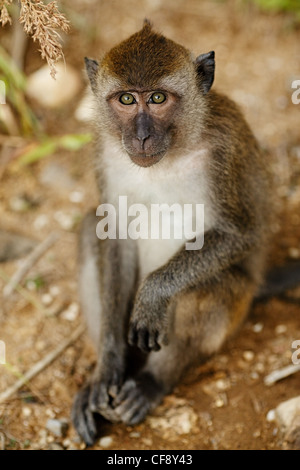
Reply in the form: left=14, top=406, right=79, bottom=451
left=129, top=223, right=260, bottom=352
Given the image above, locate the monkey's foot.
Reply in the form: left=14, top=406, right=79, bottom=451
left=72, top=382, right=119, bottom=446
left=113, top=373, right=164, bottom=425
left=72, top=384, right=98, bottom=446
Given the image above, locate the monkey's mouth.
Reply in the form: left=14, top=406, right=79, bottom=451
left=127, top=151, right=165, bottom=168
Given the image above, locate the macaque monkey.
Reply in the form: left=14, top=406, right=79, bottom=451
left=72, top=20, right=273, bottom=445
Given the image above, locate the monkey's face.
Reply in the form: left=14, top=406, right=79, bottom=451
left=85, top=22, right=215, bottom=168
left=106, top=89, right=180, bottom=168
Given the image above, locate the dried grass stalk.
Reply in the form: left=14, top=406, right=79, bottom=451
left=0, top=0, right=70, bottom=78
left=19, top=0, right=70, bottom=78
left=0, top=0, right=13, bottom=26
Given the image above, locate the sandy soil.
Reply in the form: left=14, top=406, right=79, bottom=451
left=0, top=0, right=300, bottom=450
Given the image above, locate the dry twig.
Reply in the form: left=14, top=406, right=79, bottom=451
left=0, top=324, right=85, bottom=404
left=3, top=231, right=59, bottom=298
left=264, top=363, right=300, bottom=386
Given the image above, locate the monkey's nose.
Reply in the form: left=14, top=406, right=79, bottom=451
left=132, top=134, right=151, bottom=153
left=137, top=133, right=150, bottom=149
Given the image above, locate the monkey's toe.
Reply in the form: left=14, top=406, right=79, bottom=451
left=113, top=373, right=164, bottom=425
left=72, top=385, right=98, bottom=446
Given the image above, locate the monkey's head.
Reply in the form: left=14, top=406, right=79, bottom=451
left=85, top=21, right=215, bottom=168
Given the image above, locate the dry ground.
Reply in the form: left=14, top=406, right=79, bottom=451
left=0, top=0, right=300, bottom=450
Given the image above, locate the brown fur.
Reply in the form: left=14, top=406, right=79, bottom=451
left=72, top=23, right=274, bottom=446
left=101, top=22, right=190, bottom=88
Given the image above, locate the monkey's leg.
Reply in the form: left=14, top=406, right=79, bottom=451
left=114, top=269, right=256, bottom=425
left=72, top=212, right=137, bottom=445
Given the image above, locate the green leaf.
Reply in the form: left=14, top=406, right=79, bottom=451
left=18, top=140, right=57, bottom=166
left=58, top=133, right=92, bottom=151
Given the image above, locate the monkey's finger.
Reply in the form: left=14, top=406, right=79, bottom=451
left=116, top=393, right=149, bottom=425
left=128, top=323, right=138, bottom=347
left=113, top=378, right=136, bottom=407
left=137, top=327, right=152, bottom=353
left=108, top=369, right=123, bottom=398
left=148, top=330, right=161, bottom=351
left=89, top=381, right=109, bottom=412
left=72, top=386, right=97, bottom=447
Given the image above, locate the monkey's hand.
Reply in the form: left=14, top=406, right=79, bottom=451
left=128, top=276, right=170, bottom=353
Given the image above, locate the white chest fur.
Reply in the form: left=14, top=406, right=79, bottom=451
left=100, top=144, right=216, bottom=279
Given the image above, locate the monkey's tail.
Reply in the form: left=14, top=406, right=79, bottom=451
left=255, top=260, right=300, bottom=302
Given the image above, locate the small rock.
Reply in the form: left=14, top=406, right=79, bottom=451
left=9, top=195, right=32, bottom=212
left=61, top=302, right=79, bottom=321
left=22, top=406, right=32, bottom=417
left=46, top=418, right=69, bottom=438
left=54, top=211, right=75, bottom=231
left=284, top=416, right=300, bottom=450
left=243, top=350, right=255, bottom=362
left=49, top=285, right=61, bottom=297
left=266, top=409, right=276, bottom=422
left=129, top=432, right=141, bottom=439
left=26, top=62, right=82, bottom=108
left=34, top=214, right=49, bottom=230
left=275, top=324, right=287, bottom=335
left=252, top=322, right=264, bottom=333
left=148, top=405, right=198, bottom=440
left=288, top=247, right=300, bottom=259
left=69, top=190, right=84, bottom=204
left=275, top=396, right=300, bottom=429
left=48, top=443, right=64, bottom=450
left=41, top=293, right=53, bottom=306
left=99, top=436, right=113, bottom=448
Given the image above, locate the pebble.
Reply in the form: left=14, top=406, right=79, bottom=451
left=274, top=396, right=300, bottom=429
left=99, top=436, right=113, bottom=448
left=22, top=406, right=32, bottom=417
left=69, top=190, right=84, bottom=204
left=243, top=350, right=255, bottom=362
left=54, top=210, right=75, bottom=231
left=275, top=324, right=287, bottom=335
left=288, top=247, right=300, bottom=259
left=61, top=302, right=79, bottom=321
left=48, top=443, right=64, bottom=450
left=41, top=293, right=54, bottom=306
left=9, top=195, right=31, bottom=212
left=46, top=418, right=69, bottom=438
left=129, top=432, right=141, bottom=439
left=266, top=409, right=276, bottom=422
left=148, top=405, right=198, bottom=440
left=34, top=214, right=49, bottom=230
left=26, top=62, right=82, bottom=108
left=252, top=322, right=264, bottom=333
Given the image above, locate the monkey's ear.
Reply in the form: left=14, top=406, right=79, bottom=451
left=195, top=51, right=215, bottom=94
left=84, top=57, right=99, bottom=92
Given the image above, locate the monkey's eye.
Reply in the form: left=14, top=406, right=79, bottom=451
left=119, top=93, right=135, bottom=105
left=149, top=92, right=166, bottom=104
